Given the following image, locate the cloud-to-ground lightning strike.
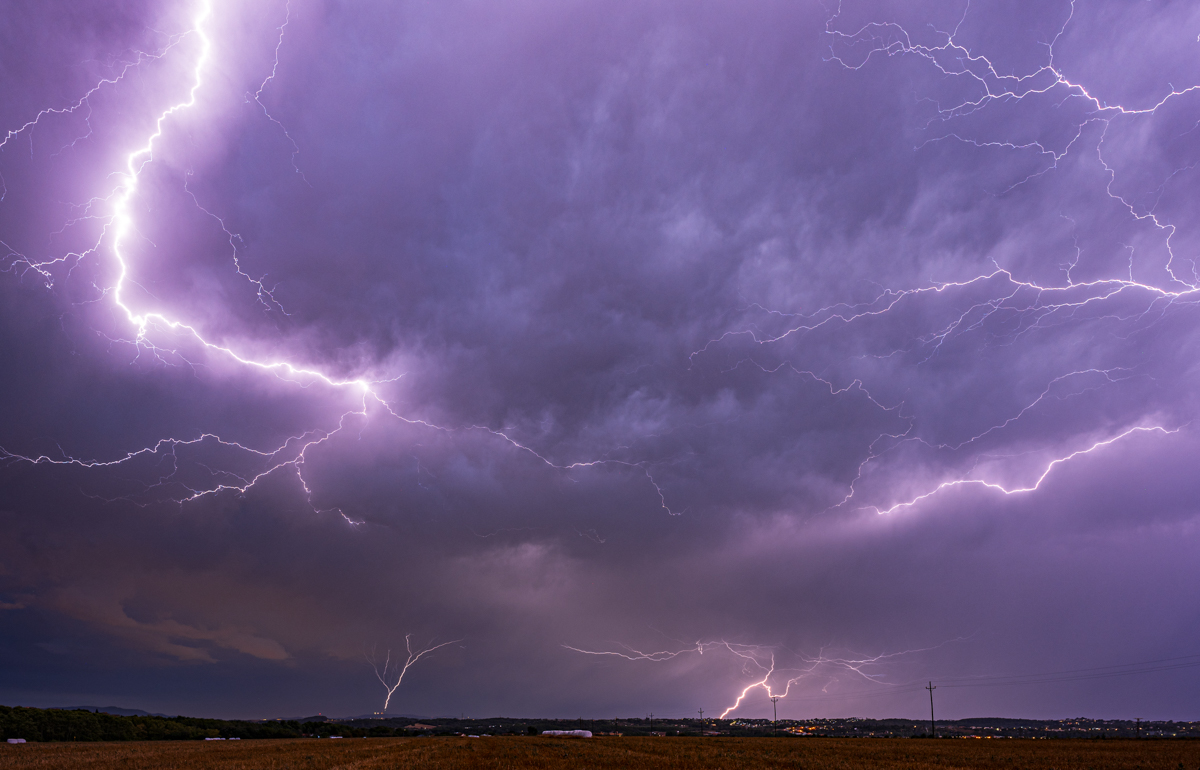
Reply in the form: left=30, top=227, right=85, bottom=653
left=565, top=640, right=955, bottom=718
left=369, top=636, right=462, bottom=711
left=0, top=0, right=676, bottom=518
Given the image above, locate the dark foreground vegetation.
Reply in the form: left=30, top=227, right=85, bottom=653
left=4, top=705, right=1199, bottom=743
left=0, top=705, right=305, bottom=742
left=1, top=736, right=1199, bottom=770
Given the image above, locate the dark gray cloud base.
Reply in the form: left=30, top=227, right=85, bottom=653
left=1, top=0, right=1199, bottom=720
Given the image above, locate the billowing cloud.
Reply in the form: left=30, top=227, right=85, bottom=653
left=1, top=0, right=1199, bottom=720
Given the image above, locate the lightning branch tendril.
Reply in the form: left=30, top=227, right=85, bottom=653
left=247, top=0, right=310, bottom=185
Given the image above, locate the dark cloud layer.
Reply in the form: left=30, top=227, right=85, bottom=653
left=2, top=0, right=1199, bottom=720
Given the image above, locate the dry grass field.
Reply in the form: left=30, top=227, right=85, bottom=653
left=0, top=737, right=1196, bottom=770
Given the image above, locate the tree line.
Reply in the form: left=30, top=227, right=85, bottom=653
left=0, top=705, right=314, bottom=742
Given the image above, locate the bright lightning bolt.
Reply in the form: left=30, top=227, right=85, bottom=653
left=100, top=2, right=363, bottom=393
left=686, top=0, right=1200, bottom=517
left=871, top=425, right=1179, bottom=516
left=0, top=0, right=674, bottom=519
left=566, top=639, right=956, bottom=718
left=369, top=636, right=462, bottom=711
left=2, top=0, right=1194, bottom=529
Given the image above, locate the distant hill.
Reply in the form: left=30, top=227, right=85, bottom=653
left=58, top=706, right=172, bottom=718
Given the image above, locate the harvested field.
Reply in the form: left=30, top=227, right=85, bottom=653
left=0, top=737, right=1196, bottom=769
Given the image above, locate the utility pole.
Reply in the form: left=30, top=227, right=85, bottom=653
left=926, top=682, right=937, bottom=738
left=649, top=713, right=654, bottom=733
left=1135, top=718, right=1142, bottom=739
left=698, top=708, right=704, bottom=735
left=770, top=696, right=780, bottom=737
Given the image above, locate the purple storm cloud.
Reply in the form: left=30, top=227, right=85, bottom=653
left=1, top=0, right=1199, bottom=720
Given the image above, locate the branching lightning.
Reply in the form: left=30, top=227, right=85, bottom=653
left=566, top=639, right=955, bottom=718
left=247, top=0, right=310, bottom=185
left=369, top=635, right=462, bottom=711
left=2, top=0, right=1196, bottom=528
left=686, top=0, right=1200, bottom=516
left=0, top=0, right=673, bottom=520
left=6, top=0, right=1197, bottom=721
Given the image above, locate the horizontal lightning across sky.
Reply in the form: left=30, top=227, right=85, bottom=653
left=1, top=0, right=682, bottom=518
left=565, top=640, right=956, bottom=718
left=1, top=0, right=1188, bottom=518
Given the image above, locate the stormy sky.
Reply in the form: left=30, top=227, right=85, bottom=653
left=2, top=0, right=1199, bottom=721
